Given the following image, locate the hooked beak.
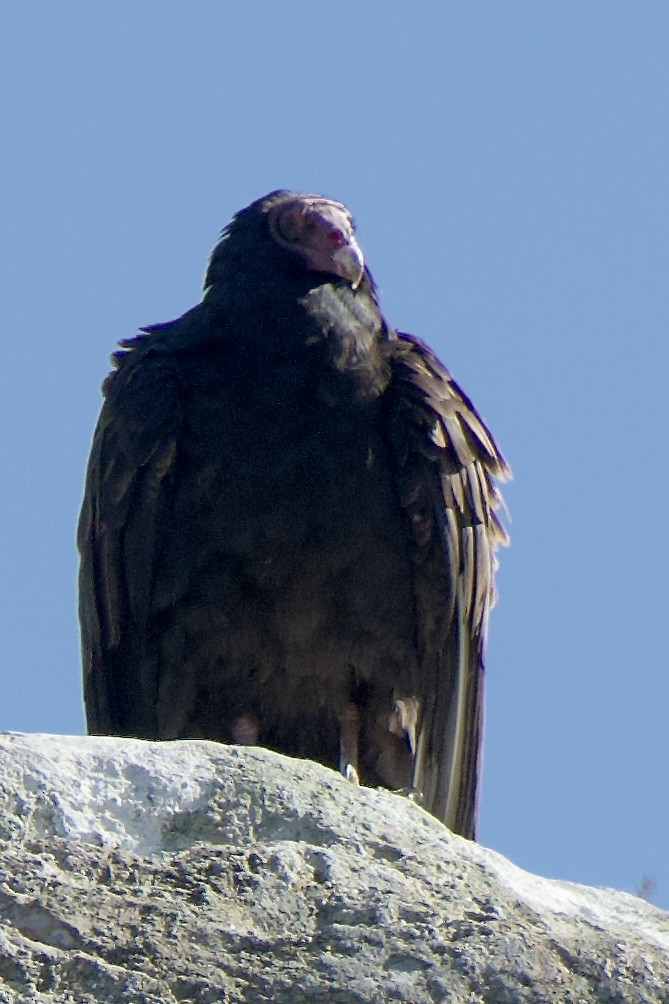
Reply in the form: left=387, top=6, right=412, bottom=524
left=268, top=196, right=366, bottom=290
left=331, top=239, right=365, bottom=290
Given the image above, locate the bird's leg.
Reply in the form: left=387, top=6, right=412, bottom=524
left=338, top=702, right=360, bottom=785
left=388, top=698, right=419, bottom=754
left=231, top=713, right=259, bottom=745
left=388, top=697, right=423, bottom=803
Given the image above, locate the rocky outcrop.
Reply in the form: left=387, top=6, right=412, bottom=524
left=0, top=733, right=666, bottom=1003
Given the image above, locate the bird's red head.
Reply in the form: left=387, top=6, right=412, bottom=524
left=266, top=193, right=365, bottom=290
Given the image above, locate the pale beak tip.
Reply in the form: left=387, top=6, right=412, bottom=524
left=332, top=243, right=365, bottom=289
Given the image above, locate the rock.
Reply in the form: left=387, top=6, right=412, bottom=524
left=0, top=734, right=666, bottom=1003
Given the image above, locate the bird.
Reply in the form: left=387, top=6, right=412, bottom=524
left=78, top=190, right=509, bottom=839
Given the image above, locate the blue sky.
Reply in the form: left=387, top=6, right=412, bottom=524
left=1, top=4, right=667, bottom=908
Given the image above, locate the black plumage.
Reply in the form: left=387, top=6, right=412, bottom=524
left=78, top=190, right=509, bottom=838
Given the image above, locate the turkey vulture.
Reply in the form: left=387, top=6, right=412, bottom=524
left=78, top=190, right=509, bottom=839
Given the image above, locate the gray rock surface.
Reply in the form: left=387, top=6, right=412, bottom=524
left=0, top=733, right=666, bottom=1003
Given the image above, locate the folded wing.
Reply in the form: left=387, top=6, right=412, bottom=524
left=78, top=334, right=184, bottom=736
left=384, top=332, right=510, bottom=838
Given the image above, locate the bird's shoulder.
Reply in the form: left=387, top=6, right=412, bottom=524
left=97, top=304, right=226, bottom=459
left=384, top=331, right=510, bottom=481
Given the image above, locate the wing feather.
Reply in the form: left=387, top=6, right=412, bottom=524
left=384, top=331, right=510, bottom=838
left=78, top=338, right=183, bottom=735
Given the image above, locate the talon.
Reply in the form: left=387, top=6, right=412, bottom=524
left=394, top=785, right=424, bottom=805
left=345, top=764, right=360, bottom=785
left=338, top=701, right=360, bottom=784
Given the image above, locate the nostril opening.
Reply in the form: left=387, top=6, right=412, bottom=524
left=327, top=227, right=346, bottom=247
